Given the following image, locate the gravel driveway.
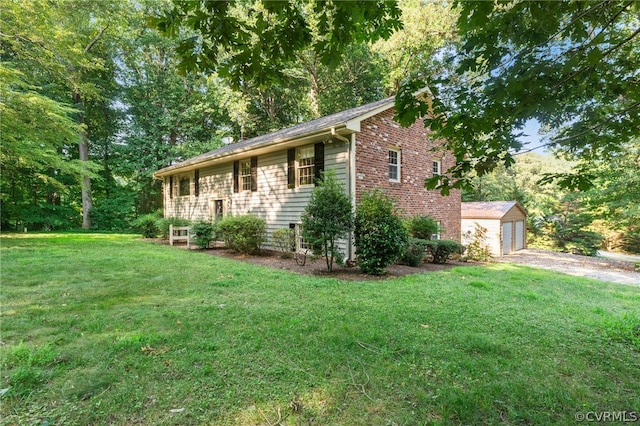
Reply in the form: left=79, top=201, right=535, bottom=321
left=498, top=248, right=640, bottom=286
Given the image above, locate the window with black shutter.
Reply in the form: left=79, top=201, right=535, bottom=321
left=169, top=176, right=173, bottom=199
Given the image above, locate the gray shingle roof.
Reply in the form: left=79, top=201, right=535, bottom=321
left=155, top=96, right=395, bottom=176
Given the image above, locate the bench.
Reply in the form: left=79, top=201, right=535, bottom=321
left=169, top=225, right=192, bottom=248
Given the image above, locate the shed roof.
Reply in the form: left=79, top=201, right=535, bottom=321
left=155, top=96, right=396, bottom=177
left=461, top=201, right=527, bottom=220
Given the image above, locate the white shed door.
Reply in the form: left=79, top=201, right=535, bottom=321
left=515, top=221, right=525, bottom=251
left=502, top=222, right=513, bottom=255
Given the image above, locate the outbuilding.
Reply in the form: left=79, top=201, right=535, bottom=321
left=461, top=201, right=527, bottom=257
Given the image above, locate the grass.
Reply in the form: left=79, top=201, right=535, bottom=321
left=1, top=233, right=639, bottom=425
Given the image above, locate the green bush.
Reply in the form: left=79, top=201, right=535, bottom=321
left=218, top=215, right=267, bottom=255
left=355, top=190, right=409, bottom=275
left=157, top=217, right=192, bottom=239
left=400, top=238, right=428, bottom=267
left=133, top=213, right=161, bottom=238
left=424, top=240, right=465, bottom=264
left=272, top=228, right=295, bottom=258
left=191, top=221, right=217, bottom=249
left=405, top=215, right=439, bottom=240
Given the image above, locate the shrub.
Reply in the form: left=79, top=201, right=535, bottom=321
left=157, top=217, right=192, bottom=239
left=424, top=240, right=465, bottom=264
left=272, top=228, right=295, bottom=258
left=355, top=190, right=409, bottom=275
left=301, top=170, right=354, bottom=271
left=462, top=223, right=492, bottom=261
left=133, top=213, right=161, bottom=238
left=406, top=215, right=439, bottom=240
left=217, top=215, right=267, bottom=255
left=400, top=238, right=428, bottom=267
left=191, top=221, right=217, bottom=249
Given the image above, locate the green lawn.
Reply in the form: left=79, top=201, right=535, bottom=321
left=1, top=233, right=638, bottom=425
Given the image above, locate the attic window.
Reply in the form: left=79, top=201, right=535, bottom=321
left=432, top=160, right=441, bottom=176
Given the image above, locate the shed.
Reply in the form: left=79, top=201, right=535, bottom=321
left=461, top=201, right=527, bottom=256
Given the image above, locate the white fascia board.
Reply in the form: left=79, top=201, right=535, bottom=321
left=345, top=101, right=396, bottom=132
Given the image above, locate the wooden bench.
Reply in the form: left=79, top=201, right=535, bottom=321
left=169, top=225, right=192, bottom=248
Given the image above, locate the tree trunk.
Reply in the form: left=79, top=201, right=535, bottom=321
left=79, top=132, right=93, bottom=229
left=74, top=91, right=92, bottom=229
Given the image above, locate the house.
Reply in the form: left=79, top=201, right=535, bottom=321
left=154, top=96, right=461, bottom=260
left=461, top=201, right=527, bottom=256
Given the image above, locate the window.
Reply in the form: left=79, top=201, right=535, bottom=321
left=432, top=160, right=441, bottom=176
left=212, top=199, right=225, bottom=220
left=389, top=148, right=401, bottom=182
left=178, top=176, right=190, bottom=196
left=298, top=146, right=315, bottom=186
left=288, top=143, right=324, bottom=189
left=234, top=157, right=257, bottom=192
left=240, top=159, right=252, bottom=191
left=291, top=223, right=312, bottom=252
left=431, top=221, right=441, bottom=240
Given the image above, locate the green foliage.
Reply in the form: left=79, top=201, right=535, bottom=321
left=90, top=192, right=136, bottom=232
left=301, top=171, right=353, bottom=271
left=133, top=213, right=161, bottom=239
left=272, top=228, right=295, bottom=258
left=462, top=224, right=492, bottom=262
left=217, top=215, right=267, bottom=255
left=151, top=1, right=402, bottom=88
left=18, top=203, right=81, bottom=231
left=157, top=217, right=192, bottom=239
left=396, top=1, right=640, bottom=192
left=424, top=240, right=465, bottom=264
left=400, top=238, right=428, bottom=267
left=405, top=215, right=439, bottom=239
left=191, top=221, right=217, bottom=249
left=355, top=190, right=409, bottom=275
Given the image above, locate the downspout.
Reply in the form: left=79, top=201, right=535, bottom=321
left=331, top=127, right=356, bottom=261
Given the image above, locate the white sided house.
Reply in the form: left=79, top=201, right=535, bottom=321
left=154, top=97, right=462, bottom=260
left=461, top=201, right=527, bottom=257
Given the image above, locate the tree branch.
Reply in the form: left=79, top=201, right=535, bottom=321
left=84, top=25, right=109, bottom=53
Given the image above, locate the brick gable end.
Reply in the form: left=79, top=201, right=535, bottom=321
left=354, top=109, right=461, bottom=241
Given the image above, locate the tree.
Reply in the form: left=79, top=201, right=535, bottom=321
left=372, top=0, right=458, bottom=94
left=301, top=170, right=354, bottom=272
left=396, top=0, right=640, bottom=192
left=0, top=0, right=122, bottom=229
left=149, top=1, right=402, bottom=89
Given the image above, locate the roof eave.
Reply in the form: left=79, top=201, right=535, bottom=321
left=153, top=124, right=352, bottom=178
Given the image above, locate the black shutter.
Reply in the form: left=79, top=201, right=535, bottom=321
left=194, top=169, right=200, bottom=197
left=250, top=156, right=258, bottom=192
left=169, top=176, right=173, bottom=199
left=287, top=148, right=296, bottom=189
left=233, top=161, right=239, bottom=193
left=314, top=142, right=325, bottom=184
